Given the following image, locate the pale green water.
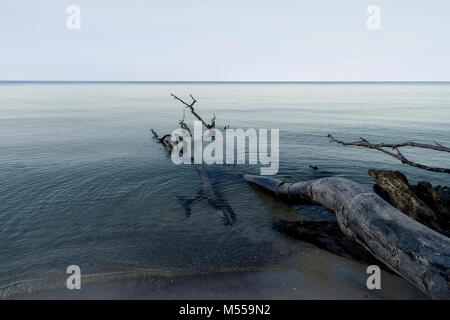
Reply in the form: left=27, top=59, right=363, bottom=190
left=0, top=83, right=448, bottom=298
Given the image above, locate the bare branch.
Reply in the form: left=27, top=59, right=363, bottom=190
left=158, top=134, right=171, bottom=143
left=171, top=94, right=215, bottom=129
left=150, top=129, right=173, bottom=150
left=170, top=93, right=196, bottom=108
left=327, top=134, right=450, bottom=174
left=433, top=139, right=447, bottom=149
left=359, top=137, right=370, bottom=144
left=329, top=134, right=450, bottom=153
left=178, top=109, right=192, bottom=136
left=150, top=129, right=159, bottom=139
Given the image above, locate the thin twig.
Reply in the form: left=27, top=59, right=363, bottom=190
left=150, top=129, right=159, bottom=139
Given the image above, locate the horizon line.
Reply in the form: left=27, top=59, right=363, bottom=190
left=2, top=80, right=450, bottom=84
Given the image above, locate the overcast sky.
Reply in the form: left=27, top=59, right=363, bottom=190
left=1, top=0, right=449, bottom=81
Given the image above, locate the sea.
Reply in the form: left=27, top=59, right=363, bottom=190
left=0, top=82, right=448, bottom=299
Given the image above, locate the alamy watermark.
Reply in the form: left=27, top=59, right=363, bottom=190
left=66, top=265, right=81, bottom=290
left=65, top=5, right=381, bottom=32
left=170, top=121, right=279, bottom=175
left=66, top=5, right=81, bottom=30
left=366, top=265, right=381, bottom=290
left=366, top=5, right=381, bottom=30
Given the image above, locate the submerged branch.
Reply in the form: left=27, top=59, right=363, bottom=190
left=150, top=129, right=173, bottom=150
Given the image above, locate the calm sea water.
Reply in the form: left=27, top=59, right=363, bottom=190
left=0, top=83, right=449, bottom=298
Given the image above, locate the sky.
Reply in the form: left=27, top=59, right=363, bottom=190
left=1, top=0, right=449, bottom=81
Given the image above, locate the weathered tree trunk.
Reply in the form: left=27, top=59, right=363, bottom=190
left=244, top=174, right=450, bottom=299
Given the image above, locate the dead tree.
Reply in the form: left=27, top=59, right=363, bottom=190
left=244, top=174, right=450, bottom=299
left=327, top=134, right=450, bottom=174
left=151, top=94, right=216, bottom=147
left=151, top=95, right=235, bottom=225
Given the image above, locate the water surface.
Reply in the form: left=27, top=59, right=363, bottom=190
left=1, top=82, right=448, bottom=298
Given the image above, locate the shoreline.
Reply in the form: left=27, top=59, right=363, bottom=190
left=4, top=253, right=429, bottom=300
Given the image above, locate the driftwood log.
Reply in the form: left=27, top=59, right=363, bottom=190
left=244, top=174, right=450, bottom=299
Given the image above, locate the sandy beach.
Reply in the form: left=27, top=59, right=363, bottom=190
left=7, top=244, right=428, bottom=300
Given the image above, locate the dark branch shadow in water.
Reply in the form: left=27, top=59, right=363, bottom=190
left=176, top=165, right=335, bottom=227
left=177, top=165, right=237, bottom=226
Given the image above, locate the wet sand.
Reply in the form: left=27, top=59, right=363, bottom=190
left=9, top=247, right=428, bottom=300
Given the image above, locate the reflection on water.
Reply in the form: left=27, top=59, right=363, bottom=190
left=0, top=83, right=448, bottom=298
